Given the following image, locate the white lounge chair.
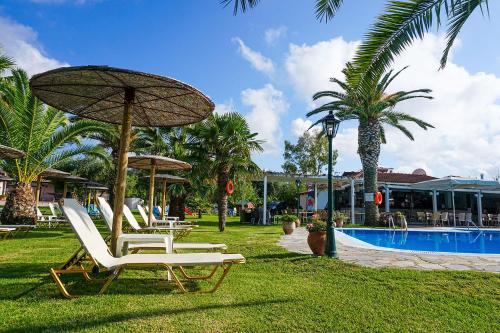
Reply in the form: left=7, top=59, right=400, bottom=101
left=98, top=197, right=191, bottom=239
left=137, top=204, right=196, bottom=229
left=49, top=203, right=67, bottom=223
left=98, top=197, right=226, bottom=252
left=51, top=199, right=244, bottom=298
left=37, top=207, right=65, bottom=227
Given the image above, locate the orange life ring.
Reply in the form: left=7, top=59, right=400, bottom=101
left=375, top=191, right=383, bottom=205
left=225, top=180, right=234, bottom=195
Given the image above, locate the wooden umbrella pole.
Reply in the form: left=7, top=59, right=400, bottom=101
left=35, top=175, right=42, bottom=210
left=161, top=180, right=167, bottom=219
left=148, top=159, right=157, bottom=226
left=111, top=88, right=135, bottom=256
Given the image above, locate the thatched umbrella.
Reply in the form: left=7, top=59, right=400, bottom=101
left=35, top=168, right=70, bottom=209
left=129, top=155, right=190, bottom=225
left=141, top=173, right=189, bottom=220
left=0, top=144, right=25, bottom=159
left=30, top=66, right=213, bottom=254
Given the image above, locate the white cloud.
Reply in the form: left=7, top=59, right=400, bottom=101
left=214, top=100, right=235, bottom=115
left=285, top=33, right=500, bottom=178
left=0, top=16, right=68, bottom=76
left=291, top=117, right=322, bottom=137
left=265, top=26, right=287, bottom=46
left=241, top=84, right=288, bottom=153
left=233, top=37, right=275, bottom=77
left=285, top=37, right=359, bottom=104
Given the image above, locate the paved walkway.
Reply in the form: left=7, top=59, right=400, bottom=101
left=278, top=228, right=500, bottom=273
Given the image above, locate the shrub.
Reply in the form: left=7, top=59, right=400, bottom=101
left=279, top=214, right=298, bottom=224
left=306, top=219, right=327, bottom=232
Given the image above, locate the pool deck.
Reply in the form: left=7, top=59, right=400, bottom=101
left=278, top=227, right=500, bottom=273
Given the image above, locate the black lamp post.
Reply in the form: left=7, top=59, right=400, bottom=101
left=321, top=111, right=341, bottom=258
left=295, top=178, right=302, bottom=218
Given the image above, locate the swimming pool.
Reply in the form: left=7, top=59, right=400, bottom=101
left=338, top=229, right=500, bottom=254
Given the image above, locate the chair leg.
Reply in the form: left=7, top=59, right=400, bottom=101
left=207, top=264, right=233, bottom=293
left=99, top=267, right=124, bottom=294
left=177, top=265, right=219, bottom=280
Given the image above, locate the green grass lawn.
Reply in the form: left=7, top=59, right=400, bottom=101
left=0, top=215, right=498, bottom=332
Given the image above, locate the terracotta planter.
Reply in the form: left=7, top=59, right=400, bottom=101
left=335, top=219, right=344, bottom=228
left=307, top=231, right=326, bottom=256
left=295, top=219, right=301, bottom=227
left=282, top=221, right=296, bottom=235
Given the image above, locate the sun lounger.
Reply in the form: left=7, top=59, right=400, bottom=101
left=37, top=207, right=66, bottom=227
left=137, top=204, right=197, bottom=229
left=98, top=197, right=226, bottom=252
left=0, top=224, right=36, bottom=236
left=0, top=227, right=16, bottom=239
left=98, top=197, right=192, bottom=240
left=51, top=199, right=244, bottom=298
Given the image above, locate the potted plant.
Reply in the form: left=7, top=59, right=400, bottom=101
left=306, top=219, right=327, bottom=256
left=295, top=215, right=301, bottom=227
left=280, top=215, right=297, bottom=235
left=334, top=211, right=347, bottom=228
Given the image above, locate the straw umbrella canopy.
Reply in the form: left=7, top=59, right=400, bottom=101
left=141, top=174, right=189, bottom=219
left=0, top=144, right=25, bottom=159
left=30, top=66, right=214, bottom=255
left=35, top=168, right=70, bottom=209
left=129, top=155, right=191, bottom=225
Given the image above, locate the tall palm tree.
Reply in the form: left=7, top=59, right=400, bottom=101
left=0, top=69, right=108, bottom=224
left=308, top=65, right=433, bottom=225
left=188, top=112, right=263, bottom=231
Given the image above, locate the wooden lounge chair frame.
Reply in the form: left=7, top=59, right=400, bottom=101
left=50, top=199, right=244, bottom=298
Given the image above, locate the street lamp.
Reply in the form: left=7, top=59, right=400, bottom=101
left=295, top=178, right=302, bottom=218
left=321, top=111, right=341, bottom=258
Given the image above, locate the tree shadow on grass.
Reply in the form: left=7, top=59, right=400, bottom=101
left=247, top=252, right=311, bottom=261
left=5, top=298, right=293, bottom=333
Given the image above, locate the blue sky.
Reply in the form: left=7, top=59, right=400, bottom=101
left=1, top=0, right=500, bottom=178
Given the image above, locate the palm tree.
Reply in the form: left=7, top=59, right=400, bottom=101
left=188, top=112, right=263, bottom=231
left=88, top=124, right=138, bottom=206
left=221, top=0, right=344, bottom=21
left=0, top=52, right=14, bottom=76
left=349, top=0, right=489, bottom=93
left=223, top=0, right=489, bottom=90
left=0, top=69, right=108, bottom=224
left=308, top=65, right=433, bottom=225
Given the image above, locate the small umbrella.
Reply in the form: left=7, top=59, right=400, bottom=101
left=141, top=173, right=189, bottom=220
left=30, top=66, right=213, bottom=254
left=0, top=144, right=25, bottom=159
left=129, top=155, right=191, bottom=225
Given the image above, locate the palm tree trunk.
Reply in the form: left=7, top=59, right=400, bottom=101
left=1, top=182, right=36, bottom=225
left=217, top=166, right=230, bottom=232
left=168, top=193, right=186, bottom=220
left=358, top=121, right=381, bottom=226
left=107, top=149, right=118, bottom=208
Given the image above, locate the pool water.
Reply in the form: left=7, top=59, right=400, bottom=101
left=338, top=229, right=500, bottom=254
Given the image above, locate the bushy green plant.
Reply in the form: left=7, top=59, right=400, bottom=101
left=333, top=211, right=347, bottom=221
left=279, top=214, right=298, bottom=224
left=306, top=219, right=327, bottom=232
